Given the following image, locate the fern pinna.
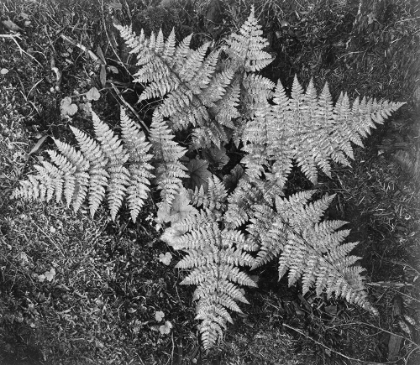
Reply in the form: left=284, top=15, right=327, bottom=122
left=14, top=6, right=404, bottom=351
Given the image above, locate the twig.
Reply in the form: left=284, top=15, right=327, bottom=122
left=110, top=82, right=150, bottom=134
left=283, top=323, right=403, bottom=364
left=0, top=33, right=19, bottom=39
left=169, top=332, right=175, bottom=365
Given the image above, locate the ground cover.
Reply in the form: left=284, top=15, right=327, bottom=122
left=0, top=0, right=419, bottom=364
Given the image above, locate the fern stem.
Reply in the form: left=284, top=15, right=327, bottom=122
left=110, top=82, right=150, bottom=134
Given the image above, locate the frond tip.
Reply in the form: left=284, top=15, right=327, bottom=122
left=225, top=5, right=274, bottom=72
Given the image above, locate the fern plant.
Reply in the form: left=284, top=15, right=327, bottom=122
left=14, top=6, right=405, bottom=351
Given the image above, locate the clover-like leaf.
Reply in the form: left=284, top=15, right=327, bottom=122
left=155, top=310, right=165, bottom=322
left=159, top=320, right=173, bottom=335
left=60, top=97, right=78, bottom=117
left=37, top=267, right=56, bottom=282
left=159, top=252, right=172, bottom=265
left=44, top=267, right=56, bottom=282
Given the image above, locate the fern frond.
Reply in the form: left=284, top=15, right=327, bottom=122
left=189, top=175, right=228, bottom=211
left=162, top=179, right=257, bottom=350
left=242, top=74, right=274, bottom=118
left=202, top=69, right=236, bottom=109
left=212, top=78, right=241, bottom=129
left=242, top=76, right=405, bottom=185
left=120, top=108, right=155, bottom=221
left=70, top=124, right=110, bottom=216
left=191, top=120, right=230, bottom=149
left=13, top=109, right=155, bottom=221
left=225, top=178, right=264, bottom=229
left=149, top=111, right=188, bottom=206
left=225, top=5, right=273, bottom=72
left=248, top=191, right=377, bottom=314
left=91, top=112, right=131, bottom=220
left=46, top=149, right=77, bottom=204
left=14, top=8, right=404, bottom=353
left=267, top=79, right=294, bottom=187
left=248, top=204, right=285, bottom=268
left=241, top=75, right=276, bottom=180
left=241, top=113, right=269, bottom=179
left=34, top=162, right=63, bottom=202
left=179, top=42, right=212, bottom=84
left=116, top=23, right=225, bottom=133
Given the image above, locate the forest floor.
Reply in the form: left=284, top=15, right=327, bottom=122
left=0, top=0, right=419, bottom=364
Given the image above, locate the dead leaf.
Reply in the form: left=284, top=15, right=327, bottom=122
left=403, top=314, right=416, bottom=326
left=107, top=65, right=119, bottom=74
left=29, top=135, right=48, bottom=156
left=96, top=46, right=106, bottom=65
left=19, top=12, right=30, bottom=20
left=100, top=65, right=106, bottom=87
left=2, top=19, right=23, bottom=32
left=392, top=295, right=403, bottom=316
left=324, top=305, right=338, bottom=316
left=398, top=320, right=411, bottom=335
left=387, top=333, right=402, bottom=361
left=108, top=0, right=122, bottom=11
